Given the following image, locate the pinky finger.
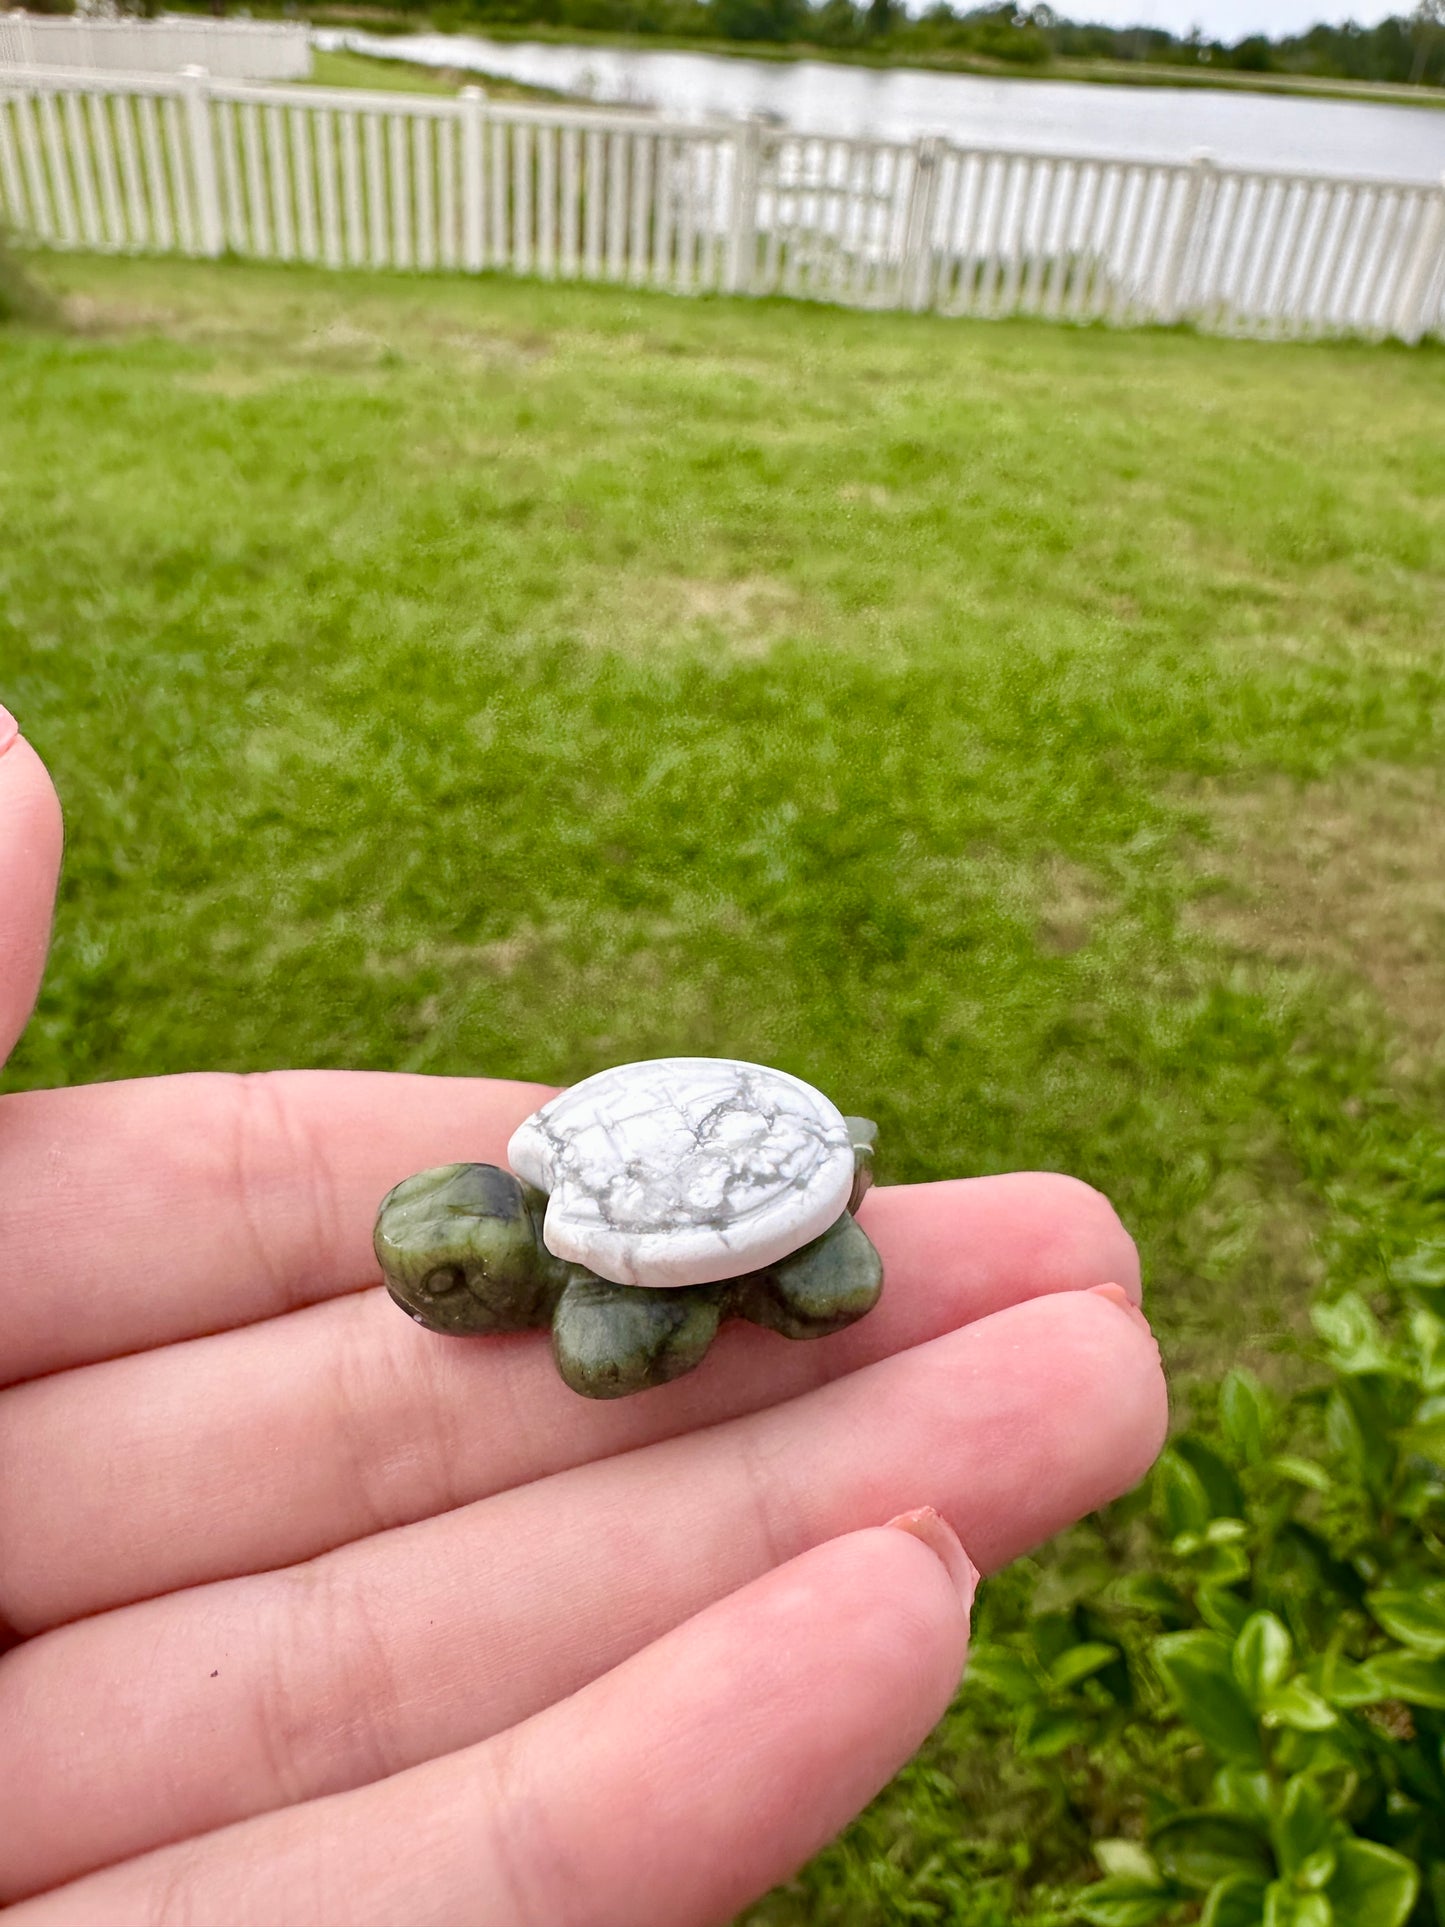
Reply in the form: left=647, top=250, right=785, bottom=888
left=15, top=1517, right=977, bottom=1927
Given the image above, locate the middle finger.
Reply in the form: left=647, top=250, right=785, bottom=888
left=0, top=1173, right=1137, bottom=1630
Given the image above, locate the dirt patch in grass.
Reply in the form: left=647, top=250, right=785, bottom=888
left=1188, top=761, right=1445, bottom=1075
left=1031, top=853, right=1116, bottom=957
left=576, top=573, right=816, bottom=656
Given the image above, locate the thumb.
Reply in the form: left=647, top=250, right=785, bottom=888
left=0, top=711, right=63, bottom=1067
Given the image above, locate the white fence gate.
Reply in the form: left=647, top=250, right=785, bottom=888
left=0, top=13, right=311, bottom=80
left=0, top=64, right=1441, bottom=341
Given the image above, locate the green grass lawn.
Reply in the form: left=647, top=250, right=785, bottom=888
left=3, top=253, right=1443, bottom=1920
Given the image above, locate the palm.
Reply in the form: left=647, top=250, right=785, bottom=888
left=0, top=731, right=1165, bottom=1927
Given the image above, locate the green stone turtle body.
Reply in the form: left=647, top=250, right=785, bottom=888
left=374, top=1061, right=883, bottom=1398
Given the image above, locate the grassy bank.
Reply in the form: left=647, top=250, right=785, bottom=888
left=307, top=43, right=571, bottom=100
left=3, top=254, right=1442, bottom=1919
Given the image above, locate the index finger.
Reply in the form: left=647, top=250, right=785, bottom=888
left=0, top=724, right=63, bottom=1067
left=0, top=1069, right=1140, bottom=1385
left=0, top=1071, right=550, bottom=1384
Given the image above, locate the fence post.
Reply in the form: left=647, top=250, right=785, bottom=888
left=726, top=115, right=764, bottom=296
left=1155, top=147, right=1215, bottom=325
left=901, top=135, right=943, bottom=312
left=1392, top=169, right=1445, bottom=345
left=460, top=86, right=485, bottom=273
left=181, top=65, right=223, bottom=258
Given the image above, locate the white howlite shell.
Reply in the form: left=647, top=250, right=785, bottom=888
left=507, top=1057, right=856, bottom=1289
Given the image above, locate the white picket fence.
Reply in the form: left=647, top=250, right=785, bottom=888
left=0, top=15, right=311, bottom=80
left=1, top=63, right=1442, bottom=341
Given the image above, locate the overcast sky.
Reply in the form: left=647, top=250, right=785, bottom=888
left=1067, top=1, right=1396, bottom=35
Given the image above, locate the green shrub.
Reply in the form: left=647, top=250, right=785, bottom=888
left=973, top=1251, right=1445, bottom=1927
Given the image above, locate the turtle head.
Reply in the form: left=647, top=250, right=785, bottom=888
left=373, top=1162, right=563, bottom=1335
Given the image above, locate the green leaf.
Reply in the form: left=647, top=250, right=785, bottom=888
left=1268, top=1456, right=1331, bottom=1494
left=1233, top=1613, right=1293, bottom=1708
left=1311, top=1294, right=1393, bottom=1375
left=1353, top=1651, right=1445, bottom=1709
left=1095, top=1840, right=1162, bottom=1882
left=1262, top=1680, right=1337, bottom=1732
left=1074, top=1878, right=1180, bottom=1927
left=1213, top=1768, right=1272, bottom=1824
left=1220, top=1369, right=1272, bottom=1465
left=1114, top=1572, right=1189, bottom=1619
left=1401, top=1412, right=1445, bottom=1467
left=1366, top=1584, right=1445, bottom=1655
left=1202, top=1875, right=1268, bottom=1927
left=1409, top=1307, right=1445, bottom=1392
left=1272, top=1777, right=1333, bottom=1879
left=1050, top=1641, right=1122, bottom=1691
left=1263, top=1886, right=1330, bottom=1927
left=1297, top=1850, right=1337, bottom=1892
left=1016, top=1704, right=1091, bottom=1757
left=1395, top=1243, right=1445, bottom=1294
left=1174, top=1435, right=1247, bottom=1519
left=964, top=1649, right=1039, bottom=1705
left=1155, top=1632, right=1266, bottom=1766
left=1200, top=1590, right=1253, bottom=1641
left=1325, top=1840, right=1419, bottom=1927
left=1324, top=1386, right=1394, bottom=1503
left=1148, top=1813, right=1274, bottom=1892
left=1157, top=1448, right=1214, bottom=1537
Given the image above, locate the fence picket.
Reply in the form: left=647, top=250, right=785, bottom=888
left=340, top=111, right=362, bottom=266
left=437, top=114, right=456, bottom=270
left=388, top=111, right=408, bottom=268
left=265, top=103, right=291, bottom=260
left=291, top=106, right=316, bottom=261
left=1359, top=187, right=1411, bottom=333
left=15, top=90, right=53, bottom=240
left=68, top=91, right=100, bottom=244
left=489, top=117, right=507, bottom=269
left=214, top=97, right=243, bottom=252
left=316, top=108, right=341, bottom=266
left=560, top=122, right=579, bottom=278
left=537, top=120, right=555, bottom=277
left=413, top=115, right=434, bottom=271
left=162, top=94, right=195, bottom=254
left=512, top=121, right=531, bottom=275
left=0, top=99, right=25, bottom=230
left=36, top=88, right=77, bottom=245
left=86, top=91, right=120, bottom=246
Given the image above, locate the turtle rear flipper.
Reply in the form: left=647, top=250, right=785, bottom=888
left=731, top=1211, right=883, bottom=1341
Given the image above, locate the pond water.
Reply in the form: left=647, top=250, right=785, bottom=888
left=318, top=29, right=1445, bottom=182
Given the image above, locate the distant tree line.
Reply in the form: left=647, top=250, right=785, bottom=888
left=401, top=0, right=1445, bottom=86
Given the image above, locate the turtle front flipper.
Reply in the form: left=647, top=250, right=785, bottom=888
left=552, top=1277, right=723, bottom=1399
left=373, top=1163, right=566, bottom=1335
left=730, top=1211, right=883, bottom=1340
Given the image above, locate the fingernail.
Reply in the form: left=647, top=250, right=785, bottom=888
left=1089, top=1281, right=1153, bottom=1335
left=886, top=1507, right=979, bottom=1609
left=0, top=707, right=17, bottom=759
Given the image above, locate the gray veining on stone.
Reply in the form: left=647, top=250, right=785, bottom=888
left=507, top=1057, right=856, bottom=1288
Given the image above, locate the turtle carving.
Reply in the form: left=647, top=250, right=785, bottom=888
left=374, top=1058, right=884, bottom=1399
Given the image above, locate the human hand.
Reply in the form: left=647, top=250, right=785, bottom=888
left=0, top=718, right=1167, bottom=1927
